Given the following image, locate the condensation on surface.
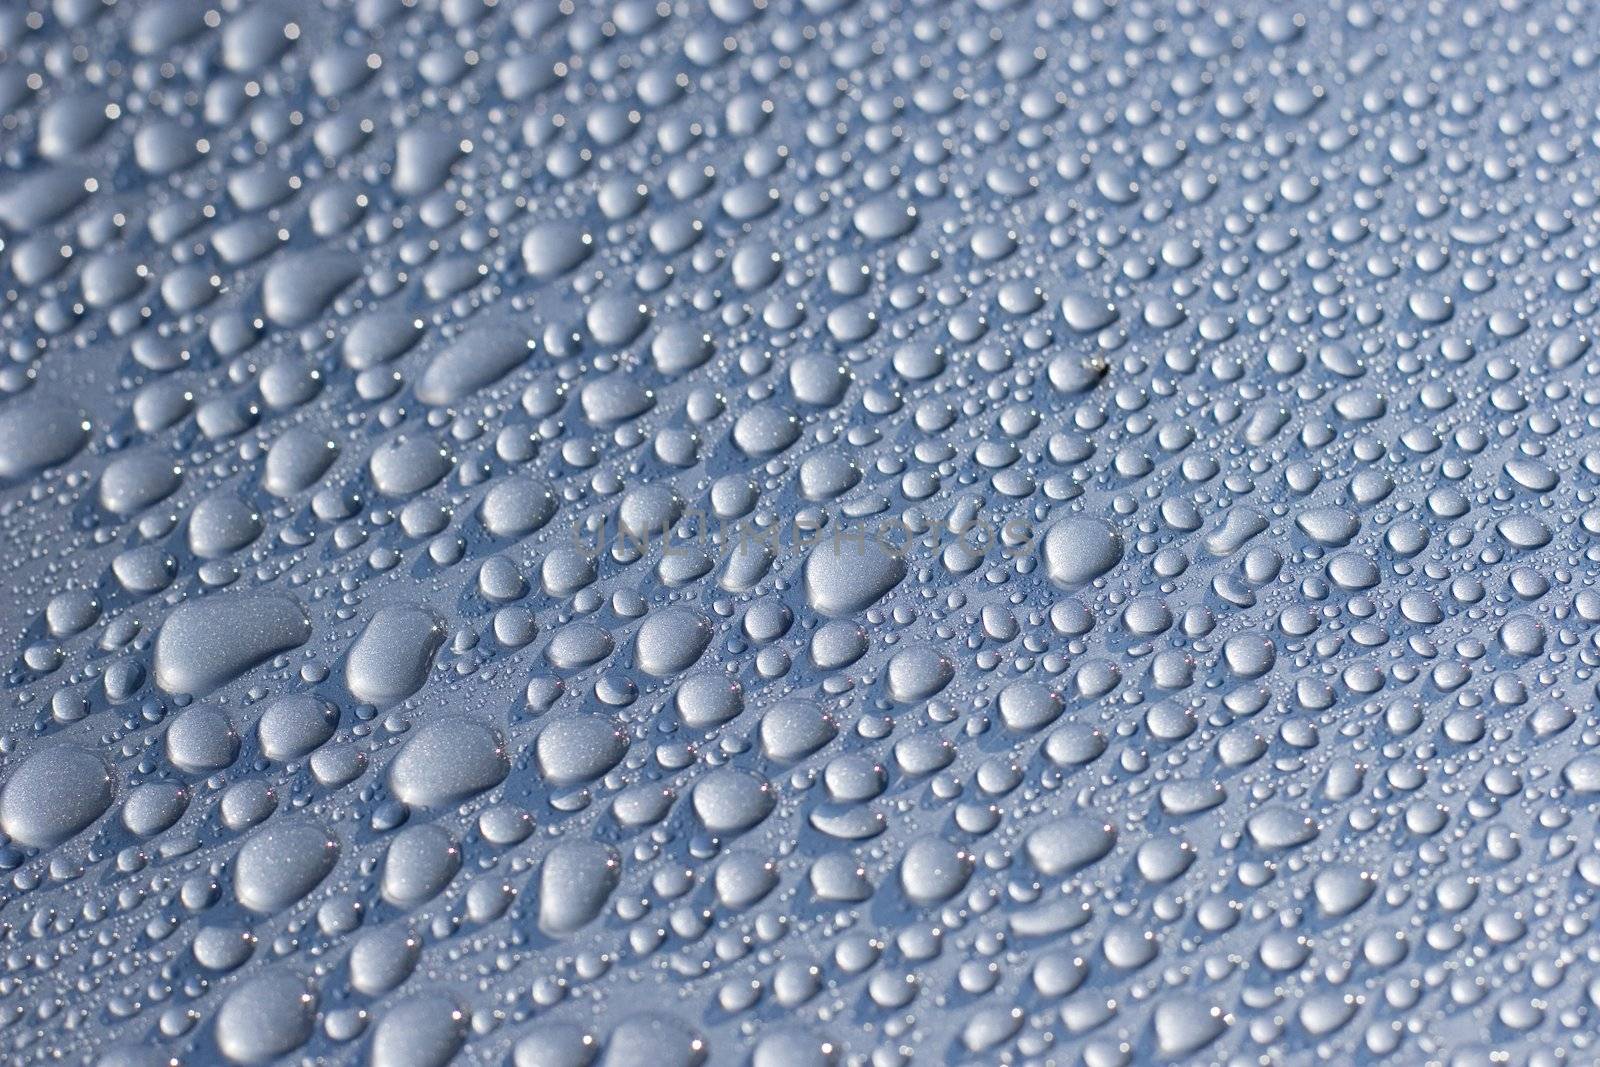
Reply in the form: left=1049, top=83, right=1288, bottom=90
left=0, top=0, right=1598, bottom=1063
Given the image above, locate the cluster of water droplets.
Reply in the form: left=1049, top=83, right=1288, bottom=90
left=3, top=0, right=1600, bottom=1063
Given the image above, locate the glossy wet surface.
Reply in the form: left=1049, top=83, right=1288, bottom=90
left=1, top=0, right=1598, bottom=1063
